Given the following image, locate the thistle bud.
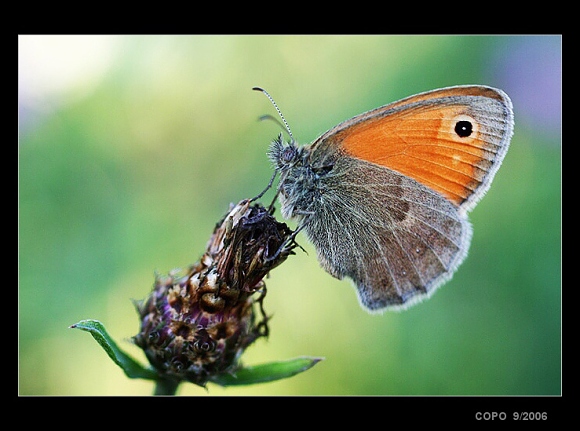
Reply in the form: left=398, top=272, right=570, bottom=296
left=133, top=200, right=296, bottom=388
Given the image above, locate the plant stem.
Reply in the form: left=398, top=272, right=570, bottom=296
left=154, top=378, right=180, bottom=395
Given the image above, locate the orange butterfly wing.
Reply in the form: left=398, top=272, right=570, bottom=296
left=313, top=86, right=513, bottom=209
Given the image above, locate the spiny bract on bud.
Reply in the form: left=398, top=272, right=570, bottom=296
left=133, top=200, right=296, bottom=387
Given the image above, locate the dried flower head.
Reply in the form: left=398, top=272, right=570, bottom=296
left=133, top=199, right=296, bottom=387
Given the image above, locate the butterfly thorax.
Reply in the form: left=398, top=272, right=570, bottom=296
left=268, top=134, right=337, bottom=221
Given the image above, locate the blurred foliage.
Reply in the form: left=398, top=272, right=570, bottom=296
left=18, top=35, right=561, bottom=395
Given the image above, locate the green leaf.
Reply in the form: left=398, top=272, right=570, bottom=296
left=210, top=356, right=324, bottom=387
left=69, top=319, right=158, bottom=381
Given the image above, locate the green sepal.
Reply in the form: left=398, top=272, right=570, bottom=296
left=210, top=356, right=324, bottom=386
left=69, top=319, right=158, bottom=381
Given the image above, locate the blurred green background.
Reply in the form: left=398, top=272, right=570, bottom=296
left=19, top=35, right=561, bottom=396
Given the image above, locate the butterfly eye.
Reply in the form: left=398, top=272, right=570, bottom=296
left=281, top=146, right=298, bottom=163
left=454, top=120, right=473, bottom=138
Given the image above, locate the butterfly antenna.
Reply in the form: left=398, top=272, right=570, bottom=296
left=253, top=87, right=294, bottom=142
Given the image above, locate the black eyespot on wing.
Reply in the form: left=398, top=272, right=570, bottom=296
left=454, top=120, right=473, bottom=137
